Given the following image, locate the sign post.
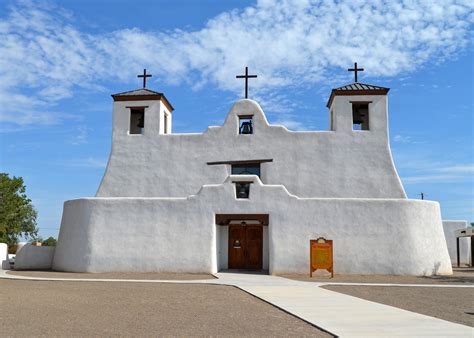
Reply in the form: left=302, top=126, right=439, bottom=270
left=310, top=237, right=333, bottom=278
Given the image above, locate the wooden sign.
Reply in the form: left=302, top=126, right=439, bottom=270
left=310, top=237, right=333, bottom=278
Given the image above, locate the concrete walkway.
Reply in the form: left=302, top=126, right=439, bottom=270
left=2, top=270, right=472, bottom=337
left=216, top=272, right=473, bottom=337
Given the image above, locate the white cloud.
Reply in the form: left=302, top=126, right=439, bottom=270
left=400, top=160, right=474, bottom=184
left=272, top=118, right=307, bottom=131
left=393, top=134, right=412, bottom=143
left=59, top=157, right=107, bottom=169
left=402, top=174, right=463, bottom=184
left=69, top=125, right=90, bottom=145
left=434, top=165, right=474, bottom=174
left=1, top=0, right=473, bottom=127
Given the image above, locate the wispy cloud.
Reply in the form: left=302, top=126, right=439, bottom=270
left=68, top=125, right=91, bottom=145
left=434, top=165, right=474, bottom=174
left=400, top=161, right=474, bottom=184
left=403, top=174, right=464, bottom=184
left=1, top=0, right=473, bottom=128
left=58, top=157, right=107, bottom=169
left=393, top=134, right=412, bottom=143
left=271, top=116, right=307, bottom=131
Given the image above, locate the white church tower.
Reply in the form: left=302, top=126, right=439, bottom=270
left=112, top=88, right=173, bottom=135
left=111, top=69, right=174, bottom=136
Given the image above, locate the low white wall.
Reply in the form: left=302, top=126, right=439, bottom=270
left=0, top=243, right=9, bottom=270
left=15, top=245, right=55, bottom=270
left=53, top=176, right=451, bottom=276
left=54, top=198, right=216, bottom=273
left=442, top=220, right=471, bottom=265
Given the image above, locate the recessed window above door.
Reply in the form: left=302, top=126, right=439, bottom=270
left=232, top=163, right=260, bottom=177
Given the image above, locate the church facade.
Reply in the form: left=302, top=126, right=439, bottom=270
left=52, top=79, right=452, bottom=275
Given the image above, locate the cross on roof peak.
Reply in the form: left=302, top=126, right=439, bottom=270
left=236, top=66, right=257, bottom=99
left=347, top=62, right=364, bottom=82
left=137, top=69, right=152, bottom=88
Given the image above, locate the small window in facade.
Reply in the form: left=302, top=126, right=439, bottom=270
left=164, top=113, right=168, bottom=134
left=130, top=108, right=145, bottom=134
left=232, top=163, right=260, bottom=177
left=352, top=103, right=369, bottom=130
left=235, top=182, right=250, bottom=199
left=239, top=116, right=253, bottom=134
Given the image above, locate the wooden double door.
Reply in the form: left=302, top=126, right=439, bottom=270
left=228, top=225, right=263, bottom=270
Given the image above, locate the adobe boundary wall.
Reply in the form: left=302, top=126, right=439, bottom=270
left=53, top=176, right=452, bottom=276
left=14, top=244, right=55, bottom=270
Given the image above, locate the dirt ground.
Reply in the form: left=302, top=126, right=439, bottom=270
left=0, top=279, right=330, bottom=337
left=7, top=270, right=215, bottom=280
left=321, top=285, right=474, bottom=327
left=281, top=267, right=474, bottom=285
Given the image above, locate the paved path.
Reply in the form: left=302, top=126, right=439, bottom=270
left=2, top=270, right=472, bottom=337
left=216, top=272, right=473, bottom=337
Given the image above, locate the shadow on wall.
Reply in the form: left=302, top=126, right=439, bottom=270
left=432, top=261, right=441, bottom=275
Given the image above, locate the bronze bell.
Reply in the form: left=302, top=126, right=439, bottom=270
left=240, top=121, right=253, bottom=134
left=236, top=183, right=249, bottom=198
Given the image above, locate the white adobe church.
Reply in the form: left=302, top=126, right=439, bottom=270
left=50, top=67, right=453, bottom=276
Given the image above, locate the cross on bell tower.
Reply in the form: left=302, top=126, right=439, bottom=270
left=137, top=69, right=152, bottom=88
left=348, top=62, right=364, bottom=82
left=236, top=66, right=258, bottom=99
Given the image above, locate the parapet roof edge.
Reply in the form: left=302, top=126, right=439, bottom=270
left=111, top=88, right=174, bottom=112
left=326, top=82, right=390, bottom=108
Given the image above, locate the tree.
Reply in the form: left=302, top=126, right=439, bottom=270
left=41, top=236, right=57, bottom=246
left=0, top=173, right=38, bottom=247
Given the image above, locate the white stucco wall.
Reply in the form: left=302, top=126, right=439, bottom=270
left=96, top=98, right=406, bottom=199
left=0, top=243, right=8, bottom=270
left=50, top=93, right=453, bottom=276
left=442, top=220, right=471, bottom=265
left=54, top=176, right=450, bottom=276
left=15, top=244, right=55, bottom=270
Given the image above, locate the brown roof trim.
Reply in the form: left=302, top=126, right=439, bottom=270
left=349, top=101, right=372, bottom=104
left=215, top=214, right=269, bottom=225
left=326, top=88, right=389, bottom=108
left=112, top=94, right=174, bottom=112
left=237, top=114, right=254, bottom=119
left=207, top=159, right=273, bottom=166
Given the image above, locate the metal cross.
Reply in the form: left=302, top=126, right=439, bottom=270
left=236, top=66, right=257, bottom=99
left=348, top=62, right=364, bottom=82
left=137, top=69, right=152, bottom=88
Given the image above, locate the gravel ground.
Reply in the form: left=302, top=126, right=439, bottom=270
left=281, top=268, right=474, bottom=285
left=0, top=280, right=330, bottom=337
left=7, top=270, right=215, bottom=280
left=321, top=285, right=474, bottom=327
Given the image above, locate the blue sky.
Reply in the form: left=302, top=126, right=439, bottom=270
left=0, top=0, right=473, bottom=239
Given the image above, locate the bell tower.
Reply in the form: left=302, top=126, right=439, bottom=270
left=326, top=63, right=390, bottom=137
left=326, top=82, right=390, bottom=134
left=110, top=69, right=174, bottom=137
left=111, top=88, right=174, bottom=136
